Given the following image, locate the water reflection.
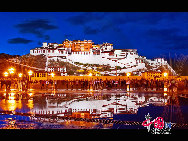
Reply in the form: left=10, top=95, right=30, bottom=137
left=0, top=91, right=187, bottom=129
left=0, top=92, right=33, bottom=112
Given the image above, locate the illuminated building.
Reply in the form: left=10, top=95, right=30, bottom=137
left=30, top=93, right=168, bottom=119
left=30, top=39, right=176, bottom=76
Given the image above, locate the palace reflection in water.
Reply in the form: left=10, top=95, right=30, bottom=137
left=0, top=90, right=187, bottom=129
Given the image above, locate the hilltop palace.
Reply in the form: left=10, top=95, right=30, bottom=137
left=30, top=39, right=176, bottom=76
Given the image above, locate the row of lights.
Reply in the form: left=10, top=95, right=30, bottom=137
left=4, top=68, right=167, bottom=78
left=4, top=68, right=56, bottom=78
left=4, top=67, right=33, bottom=78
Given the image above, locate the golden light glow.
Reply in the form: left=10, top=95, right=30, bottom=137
left=28, top=93, right=33, bottom=97
left=51, top=72, right=55, bottom=78
left=164, top=93, right=167, bottom=96
left=126, top=72, right=131, bottom=77
left=0, top=97, right=22, bottom=111
left=163, top=72, right=168, bottom=77
left=4, top=72, right=8, bottom=77
left=18, top=73, right=23, bottom=78
left=28, top=70, right=33, bottom=76
left=7, top=99, right=16, bottom=111
left=8, top=68, right=15, bottom=74
left=27, top=99, right=34, bottom=109
left=127, top=85, right=130, bottom=91
left=90, top=88, right=93, bottom=92
left=164, top=87, right=168, bottom=92
left=88, top=73, right=92, bottom=76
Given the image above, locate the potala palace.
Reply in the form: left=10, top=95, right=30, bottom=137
left=30, top=39, right=176, bottom=76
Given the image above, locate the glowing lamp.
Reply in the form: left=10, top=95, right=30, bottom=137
left=28, top=70, right=33, bottom=76
left=164, top=87, right=168, bottom=92
left=8, top=68, right=15, bottom=74
left=89, top=73, right=92, bottom=76
left=4, top=72, right=8, bottom=77
left=164, top=93, right=167, bottom=96
left=163, top=72, right=168, bottom=77
left=126, top=72, right=131, bottom=77
left=18, top=73, right=23, bottom=78
left=51, top=72, right=55, bottom=78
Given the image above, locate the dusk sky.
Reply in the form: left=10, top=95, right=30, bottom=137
left=0, top=12, right=188, bottom=59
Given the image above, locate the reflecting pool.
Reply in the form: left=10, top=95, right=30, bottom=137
left=0, top=90, right=187, bottom=129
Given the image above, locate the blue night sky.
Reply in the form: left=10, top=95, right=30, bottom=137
left=0, top=12, right=188, bottom=59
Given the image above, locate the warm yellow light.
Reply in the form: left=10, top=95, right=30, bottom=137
left=51, top=72, right=55, bottom=78
left=28, top=70, right=33, bottom=76
left=18, top=73, right=23, bottom=78
left=8, top=68, right=15, bottom=74
left=126, top=72, right=131, bottom=77
left=164, top=87, right=168, bottom=92
left=127, top=85, right=130, bottom=91
left=88, top=73, right=92, bottom=76
left=4, top=72, right=8, bottom=77
left=28, top=93, right=33, bottom=96
left=163, top=72, right=168, bottom=77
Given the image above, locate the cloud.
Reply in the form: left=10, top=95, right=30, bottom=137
left=66, top=12, right=188, bottom=51
left=8, top=37, right=33, bottom=44
left=14, top=19, right=58, bottom=38
left=83, top=26, right=101, bottom=35
left=66, top=12, right=166, bottom=36
left=146, top=28, right=188, bottom=50
left=66, top=12, right=104, bottom=26
left=109, top=12, right=164, bottom=25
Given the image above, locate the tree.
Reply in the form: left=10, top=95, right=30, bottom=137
left=18, top=54, right=46, bottom=69
left=0, top=53, right=20, bottom=77
left=174, top=54, right=188, bottom=76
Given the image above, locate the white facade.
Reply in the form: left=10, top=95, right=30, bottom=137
left=31, top=93, right=169, bottom=118
left=30, top=41, right=176, bottom=76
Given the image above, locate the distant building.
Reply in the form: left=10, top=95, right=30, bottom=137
left=30, top=39, right=176, bottom=76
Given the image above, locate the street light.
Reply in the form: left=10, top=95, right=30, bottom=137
left=28, top=70, right=33, bottom=76
left=4, top=72, right=8, bottom=77
left=28, top=70, right=33, bottom=90
left=18, top=73, right=23, bottom=91
left=126, top=72, right=131, bottom=77
left=18, top=73, right=23, bottom=78
left=163, top=72, right=168, bottom=93
left=163, top=72, right=168, bottom=77
left=8, top=68, right=15, bottom=74
left=51, top=72, right=55, bottom=90
left=28, top=70, right=33, bottom=82
left=51, top=72, right=55, bottom=78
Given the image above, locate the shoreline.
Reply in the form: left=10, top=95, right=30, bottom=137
left=0, top=88, right=188, bottom=95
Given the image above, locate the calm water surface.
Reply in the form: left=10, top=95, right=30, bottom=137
left=0, top=90, right=187, bottom=129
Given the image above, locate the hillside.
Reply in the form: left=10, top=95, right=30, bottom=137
left=0, top=53, right=20, bottom=77
left=1, top=53, right=187, bottom=76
